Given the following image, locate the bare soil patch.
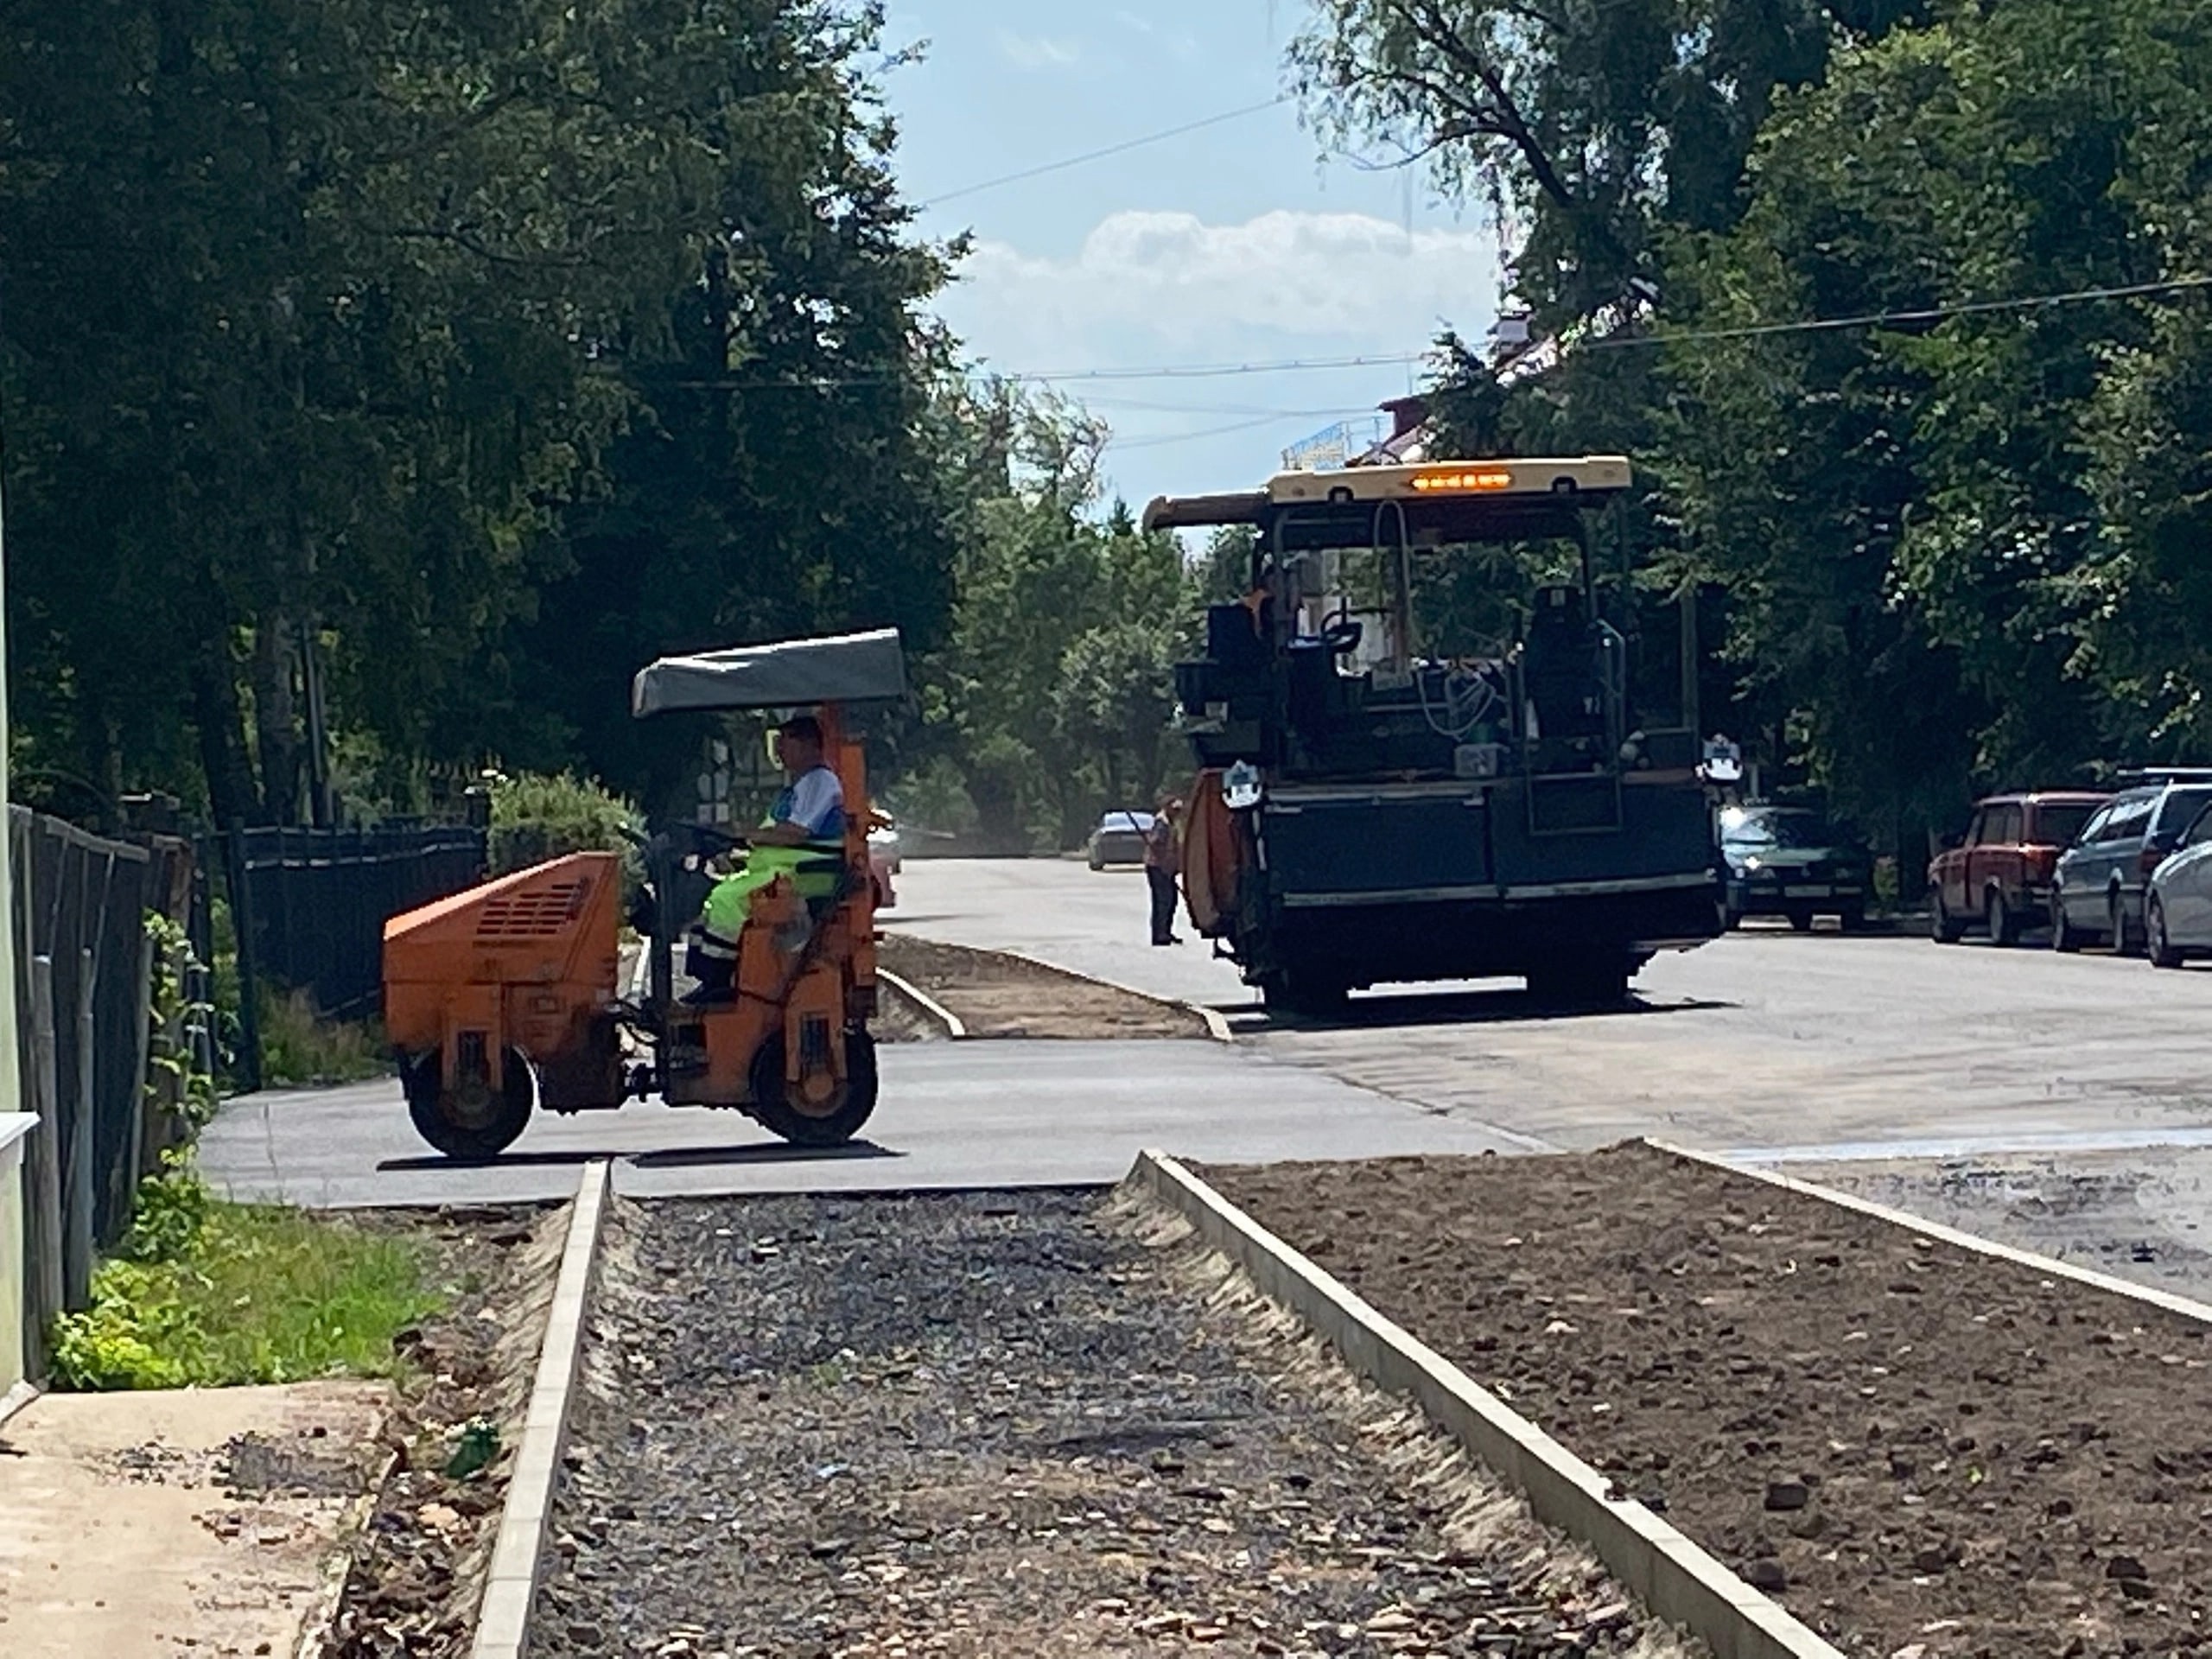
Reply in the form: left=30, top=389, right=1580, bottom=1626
left=531, top=1191, right=1699, bottom=1659
left=1202, top=1143, right=2212, bottom=1658
left=324, top=1203, right=565, bottom=1658
left=879, top=931, right=1205, bottom=1039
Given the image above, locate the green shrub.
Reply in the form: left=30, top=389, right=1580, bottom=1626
left=259, top=987, right=389, bottom=1086
left=486, top=769, right=639, bottom=875
left=50, top=1158, right=442, bottom=1391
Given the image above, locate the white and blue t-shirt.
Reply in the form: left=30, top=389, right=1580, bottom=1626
left=771, top=765, right=845, bottom=842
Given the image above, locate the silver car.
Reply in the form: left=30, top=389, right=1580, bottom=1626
left=2147, top=801, right=2212, bottom=966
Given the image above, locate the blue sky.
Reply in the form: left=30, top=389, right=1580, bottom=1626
left=877, top=0, right=1504, bottom=505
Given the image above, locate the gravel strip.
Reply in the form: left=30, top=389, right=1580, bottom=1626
left=1205, top=1144, right=2212, bottom=1659
left=531, top=1190, right=1700, bottom=1659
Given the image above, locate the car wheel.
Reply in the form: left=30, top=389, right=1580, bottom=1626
left=1931, top=892, right=1966, bottom=944
left=2051, top=894, right=2083, bottom=953
left=1986, top=888, right=2018, bottom=947
left=1839, top=906, right=1866, bottom=934
left=2149, top=896, right=2186, bottom=969
left=1786, top=910, right=1814, bottom=932
left=2111, top=889, right=2145, bottom=957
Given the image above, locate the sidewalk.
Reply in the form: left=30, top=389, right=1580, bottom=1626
left=0, top=1381, right=386, bottom=1657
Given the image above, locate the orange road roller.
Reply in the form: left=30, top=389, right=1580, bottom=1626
left=382, top=628, right=905, bottom=1158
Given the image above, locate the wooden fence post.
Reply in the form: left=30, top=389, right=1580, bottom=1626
left=25, top=956, right=63, bottom=1357
left=63, top=945, right=95, bottom=1310
left=128, top=920, right=156, bottom=1184
left=226, top=831, right=264, bottom=1095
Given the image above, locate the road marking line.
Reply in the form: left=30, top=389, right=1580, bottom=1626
left=878, top=968, right=966, bottom=1039
left=470, top=1159, right=611, bottom=1659
left=1128, top=1149, right=1845, bottom=1659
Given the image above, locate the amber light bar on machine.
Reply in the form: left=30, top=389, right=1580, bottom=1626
left=1409, top=467, right=1516, bottom=493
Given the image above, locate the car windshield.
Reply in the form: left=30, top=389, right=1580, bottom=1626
left=1102, top=811, right=1154, bottom=833
left=1720, top=809, right=1839, bottom=849
left=2037, top=802, right=2101, bottom=847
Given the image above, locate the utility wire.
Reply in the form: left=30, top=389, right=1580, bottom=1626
left=658, top=273, right=2212, bottom=394
left=1586, top=273, right=2212, bottom=351
left=919, top=96, right=1292, bottom=209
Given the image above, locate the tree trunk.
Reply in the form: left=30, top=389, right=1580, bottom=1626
left=191, top=645, right=258, bottom=832
left=251, top=610, right=302, bottom=826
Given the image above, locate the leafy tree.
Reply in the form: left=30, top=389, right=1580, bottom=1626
left=0, top=0, right=957, bottom=834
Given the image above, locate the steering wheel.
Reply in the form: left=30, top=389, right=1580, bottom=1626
left=1320, top=619, right=1363, bottom=656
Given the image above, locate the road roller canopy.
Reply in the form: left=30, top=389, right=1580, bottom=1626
left=1141, top=456, right=1631, bottom=550
left=631, top=627, right=908, bottom=717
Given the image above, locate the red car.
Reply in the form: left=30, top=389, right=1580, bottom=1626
left=1929, top=790, right=2109, bottom=945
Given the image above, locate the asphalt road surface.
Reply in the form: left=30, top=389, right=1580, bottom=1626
left=893, top=857, right=2212, bottom=1160
left=201, top=1035, right=1525, bottom=1209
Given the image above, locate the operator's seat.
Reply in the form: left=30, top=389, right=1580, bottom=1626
left=1521, top=584, right=1607, bottom=745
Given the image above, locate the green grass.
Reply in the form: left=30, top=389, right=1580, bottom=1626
left=51, top=1168, right=443, bottom=1390
left=259, top=986, right=391, bottom=1086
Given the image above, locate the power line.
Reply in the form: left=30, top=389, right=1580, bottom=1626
left=1104, top=414, right=1302, bottom=451
left=1016, top=350, right=1427, bottom=383
left=1589, top=273, right=2212, bottom=352
left=918, top=96, right=1292, bottom=209
left=660, top=351, right=1429, bottom=394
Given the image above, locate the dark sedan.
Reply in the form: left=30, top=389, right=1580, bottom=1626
left=1719, top=804, right=1872, bottom=931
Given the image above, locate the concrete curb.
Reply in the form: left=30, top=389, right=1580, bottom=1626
left=998, top=949, right=1236, bottom=1043
left=298, top=1449, right=397, bottom=1659
left=0, top=1378, right=38, bottom=1432
left=877, top=967, right=967, bottom=1039
left=1126, top=1150, right=1844, bottom=1659
left=469, top=1159, right=611, bottom=1659
left=1650, top=1137, right=2212, bottom=1331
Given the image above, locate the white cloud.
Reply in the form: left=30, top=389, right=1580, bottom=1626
left=943, top=209, right=1497, bottom=369
left=995, top=29, right=1081, bottom=69
left=935, top=209, right=1500, bottom=498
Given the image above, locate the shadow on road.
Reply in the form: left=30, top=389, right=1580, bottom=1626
left=375, top=1139, right=906, bottom=1174
left=1238, top=988, right=1736, bottom=1034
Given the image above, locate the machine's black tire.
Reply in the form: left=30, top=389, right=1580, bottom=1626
left=1258, top=969, right=1350, bottom=1019
left=2051, top=895, right=2083, bottom=953
left=2148, top=896, right=2186, bottom=969
left=402, top=1048, right=535, bottom=1160
left=1786, top=910, right=1814, bottom=933
left=751, top=1028, right=879, bottom=1147
left=1931, top=893, right=1965, bottom=944
left=1985, top=888, right=2018, bottom=947
left=1526, top=957, right=1634, bottom=1008
left=1839, top=906, right=1867, bottom=934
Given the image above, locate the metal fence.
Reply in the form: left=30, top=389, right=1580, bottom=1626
left=224, top=823, right=486, bottom=1027
left=10, top=807, right=192, bottom=1379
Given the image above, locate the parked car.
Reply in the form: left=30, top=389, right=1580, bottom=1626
left=868, top=814, right=901, bottom=909
left=1929, top=791, right=2108, bottom=945
left=1718, top=804, right=1872, bottom=931
left=1086, top=809, right=1154, bottom=869
left=2051, top=773, right=2212, bottom=954
left=2146, top=800, right=2212, bottom=966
